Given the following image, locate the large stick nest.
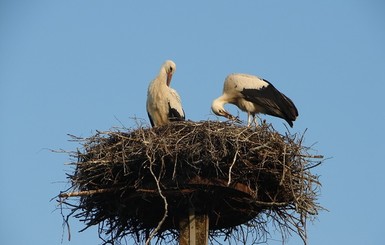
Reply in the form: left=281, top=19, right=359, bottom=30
left=58, top=121, right=323, bottom=244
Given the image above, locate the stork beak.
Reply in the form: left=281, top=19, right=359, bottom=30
left=223, top=111, right=242, bottom=123
left=166, top=72, right=173, bottom=87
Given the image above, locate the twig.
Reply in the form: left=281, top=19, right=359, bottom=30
left=227, top=150, right=239, bottom=186
left=280, top=145, right=287, bottom=186
left=58, top=188, right=115, bottom=198
left=145, top=158, right=168, bottom=245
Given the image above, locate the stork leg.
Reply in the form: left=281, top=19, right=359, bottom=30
left=247, top=113, right=252, bottom=127
left=252, top=114, right=259, bottom=127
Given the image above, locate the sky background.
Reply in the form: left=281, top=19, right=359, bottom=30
left=1, top=1, right=385, bottom=244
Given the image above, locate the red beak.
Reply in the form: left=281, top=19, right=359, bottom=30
left=167, top=72, right=173, bottom=86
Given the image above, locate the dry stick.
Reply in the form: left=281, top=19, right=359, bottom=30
left=145, top=159, right=168, bottom=245
left=288, top=164, right=308, bottom=245
left=280, top=145, right=287, bottom=186
left=253, top=200, right=288, bottom=206
left=59, top=188, right=115, bottom=198
left=173, top=126, right=196, bottom=180
left=227, top=149, right=239, bottom=186
left=296, top=154, right=323, bottom=159
left=60, top=202, right=74, bottom=242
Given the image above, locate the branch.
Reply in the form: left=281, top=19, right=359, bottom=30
left=58, top=188, right=115, bottom=198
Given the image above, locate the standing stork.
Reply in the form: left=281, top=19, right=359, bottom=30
left=146, top=60, right=185, bottom=127
left=211, top=73, right=298, bottom=127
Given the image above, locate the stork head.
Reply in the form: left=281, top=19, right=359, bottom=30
left=211, top=97, right=241, bottom=123
left=162, top=60, right=176, bottom=86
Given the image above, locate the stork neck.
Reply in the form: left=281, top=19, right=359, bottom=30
left=154, top=70, right=168, bottom=87
left=212, top=96, right=226, bottom=111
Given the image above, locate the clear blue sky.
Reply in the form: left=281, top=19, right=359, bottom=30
left=1, top=1, right=384, bottom=244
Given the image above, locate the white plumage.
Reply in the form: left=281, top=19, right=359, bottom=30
left=211, top=73, right=298, bottom=127
left=146, top=60, right=185, bottom=127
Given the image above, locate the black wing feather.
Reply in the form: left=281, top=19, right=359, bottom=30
left=168, top=102, right=185, bottom=122
left=147, top=111, right=155, bottom=127
left=241, top=82, right=298, bottom=127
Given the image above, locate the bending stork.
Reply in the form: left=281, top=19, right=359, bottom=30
left=211, top=73, right=298, bottom=127
left=146, top=60, right=185, bottom=127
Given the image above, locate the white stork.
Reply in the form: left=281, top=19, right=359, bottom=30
left=211, top=73, right=298, bottom=127
left=146, top=60, right=185, bottom=127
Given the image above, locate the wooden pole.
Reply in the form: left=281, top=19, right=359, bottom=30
left=179, top=208, right=209, bottom=245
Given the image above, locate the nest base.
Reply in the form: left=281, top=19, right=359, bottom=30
left=120, top=176, right=258, bottom=230
left=58, top=121, right=322, bottom=244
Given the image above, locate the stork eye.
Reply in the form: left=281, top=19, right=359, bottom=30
left=169, top=67, right=173, bottom=72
